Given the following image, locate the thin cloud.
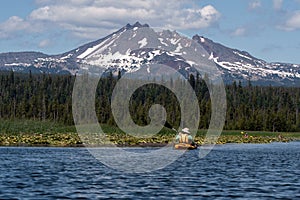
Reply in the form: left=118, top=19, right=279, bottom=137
left=0, top=15, right=45, bottom=39
left=38, top=39, right=51, bottom=48
left=261, top=44, right=282, bottom=53
left=273, top=0, right=283, bottom=10
left=249, top=0, right=261, bottom=10
left=279, top=10, right=300, bottom=31
left=231, top=27, right=246, bottom=36
left=0, top=16, right=30, bottom=38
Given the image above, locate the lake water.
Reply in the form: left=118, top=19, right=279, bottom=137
left=0, top=142, right=299, bottom=199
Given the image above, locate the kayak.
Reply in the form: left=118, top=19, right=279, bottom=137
left=174, top=143, right=197, bottom=150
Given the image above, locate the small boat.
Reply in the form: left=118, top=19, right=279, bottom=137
left=174, top=143, right=197, bottom=150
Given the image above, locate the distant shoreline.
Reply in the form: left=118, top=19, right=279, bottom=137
left=1, top=120, right=299, bottom=147
left=0, top=139, right=297, bottom=148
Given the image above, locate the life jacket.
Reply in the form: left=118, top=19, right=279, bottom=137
left=179, top=133, right=189, bottom=144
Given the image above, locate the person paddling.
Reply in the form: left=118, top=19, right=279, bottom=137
left=176, top=128, right=195, bottom=145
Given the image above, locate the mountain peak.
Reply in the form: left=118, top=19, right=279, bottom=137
left=125, top=22, right=150, bottom=29
left=192, top=34, right=208, bottom=43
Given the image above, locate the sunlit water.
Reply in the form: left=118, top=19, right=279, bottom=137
left=0, top=142, right=299, bottom=199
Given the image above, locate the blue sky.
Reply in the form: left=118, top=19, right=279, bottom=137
left=1, top=0, right=300, bottom=63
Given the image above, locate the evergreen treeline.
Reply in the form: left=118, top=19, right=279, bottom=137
left=0, top=71, right=299, bottom=132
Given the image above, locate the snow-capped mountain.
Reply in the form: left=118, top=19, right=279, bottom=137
left=0, top=22, right=299, bottom=86
left=193, top=35, right=300, bottom=86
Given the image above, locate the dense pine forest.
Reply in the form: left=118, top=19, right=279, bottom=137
left=0, top=71, right=299, bottom=132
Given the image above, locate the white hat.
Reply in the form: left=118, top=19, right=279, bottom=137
left=181, top=128, right=190, bottom=134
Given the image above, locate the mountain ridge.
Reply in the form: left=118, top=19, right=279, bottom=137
left=0, top=22, right=299, bottom=86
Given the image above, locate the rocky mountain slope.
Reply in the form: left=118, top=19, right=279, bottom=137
left=0, top=22, right=299, bottom=86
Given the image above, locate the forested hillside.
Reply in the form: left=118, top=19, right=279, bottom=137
left=0, top=71, right=299, bottom=132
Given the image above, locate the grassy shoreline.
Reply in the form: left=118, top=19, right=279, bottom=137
left=0, top=132, right=297, bottom=147
left=0, top=120, right=299, bottom=147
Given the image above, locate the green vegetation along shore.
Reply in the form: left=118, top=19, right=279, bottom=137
left=0, top=120, right=299, bottom=147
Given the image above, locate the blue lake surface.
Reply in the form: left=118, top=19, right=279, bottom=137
left=0, top=142, right=299, bottom=199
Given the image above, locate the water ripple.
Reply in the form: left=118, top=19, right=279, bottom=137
left=0, top=142, right=299, bottom=199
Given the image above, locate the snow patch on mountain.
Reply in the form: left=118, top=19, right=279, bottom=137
left=170, top=38, right=181, bottom=45
left=60, top=53, right=73, bottom=60
left=138, top=38, right=148, bottom=48
left=77, top=28, right=127, bottom=60
left=214, top=60, right=300, bottom=79
left=5, top=63, right=31, bottom=67
left=81, top=48, right=169, bottom=73
left=158, top=38, right=168, bottom=46
left=233, top=51, right=253, bottom=61
left=77, top=39, right=108, bottom=59
left=77, top=37, right=114, bottom=59
left=208, top=52, right=219, bottom=63
left=35, top=57, right=67, bottom=64
left=174, top=43, right=183, bottom=53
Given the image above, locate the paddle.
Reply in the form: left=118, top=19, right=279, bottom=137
left=161, top=121, right=179, bottom=146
